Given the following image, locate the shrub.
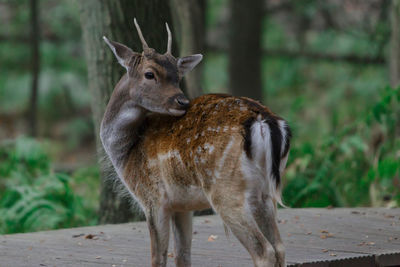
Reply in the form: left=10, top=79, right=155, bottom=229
left=283, top=86, right=400, bottom=207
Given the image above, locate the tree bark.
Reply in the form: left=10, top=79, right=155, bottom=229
left=79, top=0, right=176, bottom=224
left=228, top=0, right=264, bottom=101
left=390, top=0, right=400, bottom=88
left=169, top=0, right=206, bottom=98
left=28, top=0, right=40, bottom=137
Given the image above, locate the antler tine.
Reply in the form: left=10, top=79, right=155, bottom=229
left=134, top=18, right=148, bottom=50
left=165, top=22, right=172, bottom=54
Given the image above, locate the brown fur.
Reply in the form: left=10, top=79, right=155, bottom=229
left=123, top=94, right=279, bottom=209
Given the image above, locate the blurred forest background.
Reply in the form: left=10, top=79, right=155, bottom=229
left=0, top=0, right=399, bottom=234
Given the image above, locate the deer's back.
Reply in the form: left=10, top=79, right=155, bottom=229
left=123, top=94, right=282, bottom=208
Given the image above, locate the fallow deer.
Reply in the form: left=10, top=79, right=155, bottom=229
left=101, top=19, right=291, bottom=267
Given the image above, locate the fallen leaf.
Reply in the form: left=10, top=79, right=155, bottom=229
left=330, top=253, right=337, bottom=257
left=320, top=235, right=327, bottom=239
left=322, top=249, right=328, bottom=253
left=95, top=256, right=101, bottom=259
left=327, top=233, right=334, bottom=237
left=85, top=234, right=96, bottom=239
left=320, top=230, right=329, bottom=233
left=208, top=235, right=218, bottom=241
left=367, top=242, right=375, bottom=246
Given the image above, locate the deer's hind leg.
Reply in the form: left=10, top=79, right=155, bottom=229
left=206, top=181, right=277, bottom=267
left=171, top=211, right=193, bottom=267
left=250, top=192, right=285, bottom=267
left=249, top=154, right=290, bottom=267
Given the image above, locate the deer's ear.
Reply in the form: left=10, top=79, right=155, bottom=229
left=177, top=54, right=203, bottom=77
left=103, top=36, right=135, bottom=72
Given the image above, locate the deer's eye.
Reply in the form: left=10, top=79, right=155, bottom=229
left=144, top=72, right=155, bottom=80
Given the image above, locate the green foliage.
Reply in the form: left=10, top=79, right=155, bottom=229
left=282, top=86, right=400, bottom=208
left=0, top=137, right=98, bottom=234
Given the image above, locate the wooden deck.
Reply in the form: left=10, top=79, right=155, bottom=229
left=1, top=208, right=399, bottom=266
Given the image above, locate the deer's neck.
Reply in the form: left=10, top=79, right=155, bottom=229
left=100, top=77, right=146, bottom=177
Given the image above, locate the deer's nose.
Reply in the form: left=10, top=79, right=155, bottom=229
left=175, top=95, right=190, bottom=109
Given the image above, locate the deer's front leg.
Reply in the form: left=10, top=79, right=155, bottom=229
left=146, top=207, right=171, bottom=267
left=172, top=211, right=193, bottom=267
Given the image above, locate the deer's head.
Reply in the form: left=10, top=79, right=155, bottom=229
left=103, top=19, right=202, bottom=116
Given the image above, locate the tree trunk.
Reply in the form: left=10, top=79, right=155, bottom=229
left=228, top=0, right=264, bottom=102
left=169, top=0, right=206, bottom=98
left=28, top=0, right=40, bottom=137
left=79, top=0, right=176, bottom=224
left=389, top=0, right=400, bottom=139
left=390, top=0, right=400, bottom=88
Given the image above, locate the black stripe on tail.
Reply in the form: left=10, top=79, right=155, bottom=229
left=282, top=122, right=292, bottom=158
left=266, top=118, right=282, bottom=187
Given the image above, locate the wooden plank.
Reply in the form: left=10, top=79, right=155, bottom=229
left=0, top=208, right=399, bottom=266
left=278, top=208, right=400, bottom=265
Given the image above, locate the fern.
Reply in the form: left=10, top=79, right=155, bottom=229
left=0, top=137, right=98, bottom=234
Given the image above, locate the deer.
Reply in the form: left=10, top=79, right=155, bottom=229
left=100, top=18, right=291, bottom=267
